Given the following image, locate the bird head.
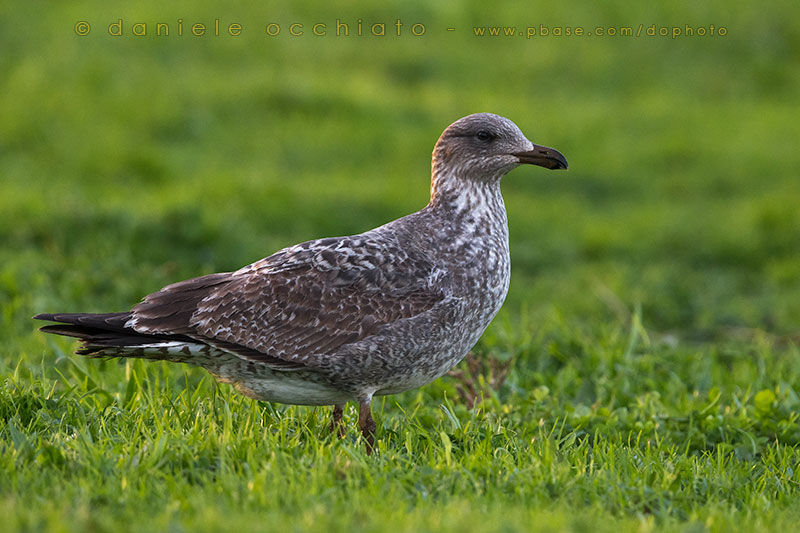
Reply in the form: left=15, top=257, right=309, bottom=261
left=432, top=113, right=568, bottom=183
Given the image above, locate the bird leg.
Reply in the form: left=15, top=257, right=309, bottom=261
left=330, top=403, right=346, bottom=438
left=358, top=400, right=377, bottom=454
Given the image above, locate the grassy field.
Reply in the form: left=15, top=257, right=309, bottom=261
left=2, top=0, right=799, bottom=531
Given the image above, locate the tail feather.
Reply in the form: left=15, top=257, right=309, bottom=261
left=34, top=311, right=303, bottom=369
left=34, top=312, right=132, bottom=332
left=34, top=312, right=198, bottom=357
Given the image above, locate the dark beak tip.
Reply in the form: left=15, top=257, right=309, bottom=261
left=514, top=145, right=568, bottom=171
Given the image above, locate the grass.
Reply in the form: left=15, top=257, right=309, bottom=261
left=2, top=0, right=800, bottom=531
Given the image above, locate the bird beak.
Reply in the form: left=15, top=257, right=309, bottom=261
left=514, top=144, right=568, bottom=170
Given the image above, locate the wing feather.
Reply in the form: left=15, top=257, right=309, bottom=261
left=130, top=235, right=448, bottom=366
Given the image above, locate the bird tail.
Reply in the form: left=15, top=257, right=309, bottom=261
left=33, top=312, right=207, bottom=360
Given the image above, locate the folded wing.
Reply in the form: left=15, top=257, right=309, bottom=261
left=129, top=235, right=448, bottom=367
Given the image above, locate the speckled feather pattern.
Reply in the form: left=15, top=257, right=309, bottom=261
left=122, top=177, right=510, bottom=404
left=36, top=113, right=566, bottom=415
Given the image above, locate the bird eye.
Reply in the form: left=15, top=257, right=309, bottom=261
left=476, top=130, right=493, bottom=142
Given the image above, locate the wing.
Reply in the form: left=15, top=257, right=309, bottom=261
left=129, top=235, right=448, bottom=367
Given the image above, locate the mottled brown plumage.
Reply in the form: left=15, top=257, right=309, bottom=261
left=35, top=113, right=567, bottom=452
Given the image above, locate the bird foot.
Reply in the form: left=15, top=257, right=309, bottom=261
left=330, top=404, right=346, bottom=438
left=359, top=401, right=377, bottom=454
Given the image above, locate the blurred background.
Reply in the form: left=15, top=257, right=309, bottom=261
left=1, top=0, right=798, bottom=365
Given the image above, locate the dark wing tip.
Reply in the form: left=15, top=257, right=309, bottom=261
left=38, top=324, right=88, bottom=338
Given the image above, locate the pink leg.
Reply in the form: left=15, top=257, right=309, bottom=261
left=358, top=399, right=377, bottom=454
left=330, top=404, right=346, bottom=438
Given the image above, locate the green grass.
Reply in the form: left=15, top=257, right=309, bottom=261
left=2, top=0, right=800, bottom=531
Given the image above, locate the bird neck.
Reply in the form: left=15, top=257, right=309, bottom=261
left=422, top=169, right=511, bottom=294
left=428, top=169, right=506, bottom=221
left=423, top=170, right=510, bottom=267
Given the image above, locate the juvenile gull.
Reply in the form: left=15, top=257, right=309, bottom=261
left=35, top=113, right=567, bottom=451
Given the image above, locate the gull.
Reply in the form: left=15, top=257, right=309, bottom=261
left=35, top=113, right=568, bottom=452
